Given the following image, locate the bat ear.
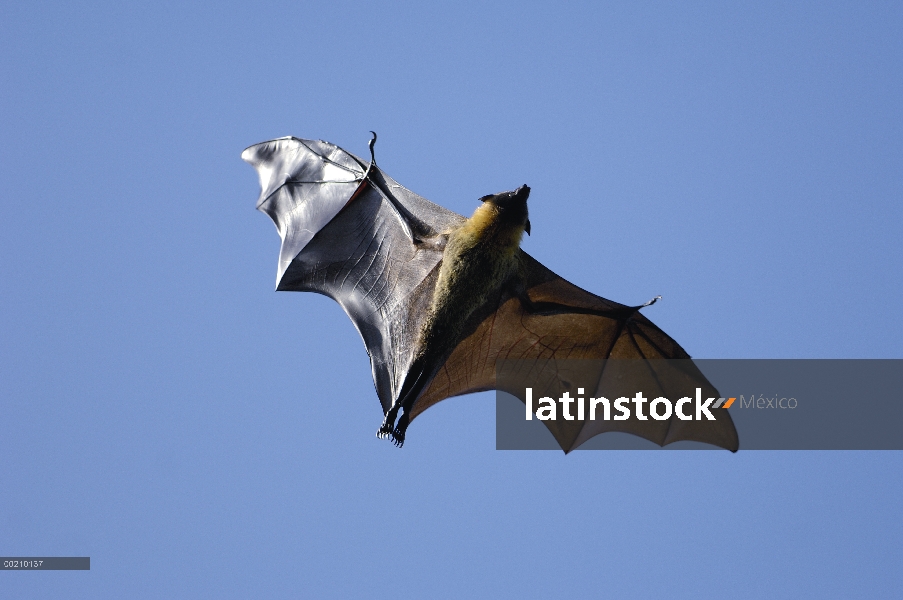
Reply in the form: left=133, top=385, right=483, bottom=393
left=524, top=219, right=531, bottom=235
left=479, top=194, right=495, bottom=203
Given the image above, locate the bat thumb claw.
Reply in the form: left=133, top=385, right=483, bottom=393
left=642, top=295, right=662, bottom=307
left=368, top=131, right=378, bottom=163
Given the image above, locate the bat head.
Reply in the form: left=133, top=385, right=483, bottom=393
left=479, top=184, right=531, bottom=235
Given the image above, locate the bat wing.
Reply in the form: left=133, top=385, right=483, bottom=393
left=413, top=253, right=739, bottom=452
left=242, top=137, right=464, bottom=412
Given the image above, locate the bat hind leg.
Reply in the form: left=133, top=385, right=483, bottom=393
left=377, top=358, right=429, bottom=448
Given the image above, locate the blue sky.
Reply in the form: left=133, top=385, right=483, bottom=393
left=1, top=1, right=901, bottom=597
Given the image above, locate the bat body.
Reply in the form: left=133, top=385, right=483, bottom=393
left=379, top=185, right=532, bottom=445
left=242, top=134, right=738, bottom=452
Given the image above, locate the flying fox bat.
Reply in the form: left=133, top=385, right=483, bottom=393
left=242, top=134, right=738, bottom=452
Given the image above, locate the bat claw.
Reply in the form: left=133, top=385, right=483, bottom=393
left=642, top=295, right=662, bottom=307
left=368, top=131, right=377, bottom=163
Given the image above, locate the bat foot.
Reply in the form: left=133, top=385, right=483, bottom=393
left=376, top=424, right=405, bottom=447
left=376, top=426, right=405, bottom=446
left=390, top=428, right=405, bottom=447
left=377, top=408, right=400, bottom=440
left=389, top=413, right=409, bottom=447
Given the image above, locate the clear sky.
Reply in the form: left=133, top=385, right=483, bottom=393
left=1, top=1, right=901, bottom=597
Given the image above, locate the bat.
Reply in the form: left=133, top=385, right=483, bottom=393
left=242, top=133, right=738, bottom=452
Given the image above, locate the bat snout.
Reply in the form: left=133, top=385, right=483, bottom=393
left=479, top=184, right=531, bottom=205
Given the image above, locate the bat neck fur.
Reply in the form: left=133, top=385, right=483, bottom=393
left=460, top=202, right=527, bottom=255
